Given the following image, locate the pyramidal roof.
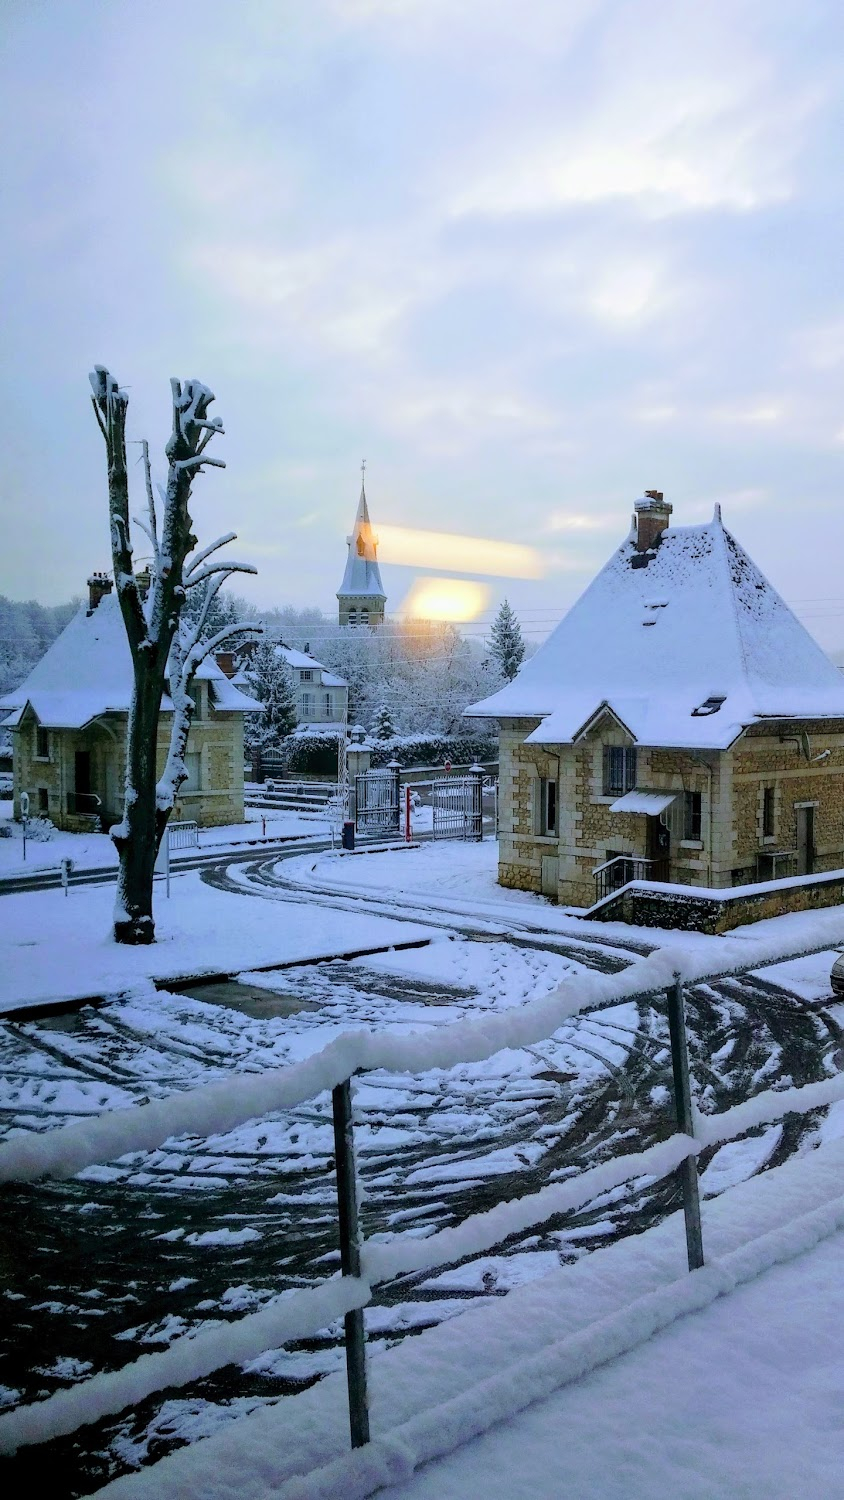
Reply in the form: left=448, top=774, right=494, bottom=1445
left=337, top=480, right=386, bottom=601
left=467, top=507, right=844, bottom=750
left=0, top=594, right=257, bottom=730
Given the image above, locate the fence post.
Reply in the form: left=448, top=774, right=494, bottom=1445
left=387, top=760, right=402, bottom=837
left=469, top=763, right=485, bottom=841
left=405, top=783, right=412, bottom=843
left=332, top=1077, right=370, bottom=1448
left=666, top=974, right=704, bottom=1271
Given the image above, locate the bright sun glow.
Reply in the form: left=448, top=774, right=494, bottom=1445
left=377, top=525, right=543, bottom=579
left=398, top=577, right=491, bottom=621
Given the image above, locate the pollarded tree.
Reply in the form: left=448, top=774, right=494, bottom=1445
left=489, top=598, right=525, bottom=681
left=89, top=367, right=256, bottom=945
left=243, top=640, right=299, bottom=754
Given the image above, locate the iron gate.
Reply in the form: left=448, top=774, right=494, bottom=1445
left=432, top=774, right=483, bottom=840
left=354, top=768, right=400, bottom=835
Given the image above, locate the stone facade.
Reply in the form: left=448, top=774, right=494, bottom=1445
left=496, top=714, right=844, bottom=910
left=12, top=690, right=246, bottom=832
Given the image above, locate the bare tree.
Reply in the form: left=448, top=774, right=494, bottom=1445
left=89, top=367, right=256, bottom=944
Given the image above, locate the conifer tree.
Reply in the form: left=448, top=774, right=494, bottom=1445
left=244, top=641, right=298, bottom=752
left=489, top=599, right=525, bottom=681
left=371, top=701, right=395, bottom=740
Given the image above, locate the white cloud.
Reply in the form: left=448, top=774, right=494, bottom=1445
left=444, top=8, right=820, bottom=220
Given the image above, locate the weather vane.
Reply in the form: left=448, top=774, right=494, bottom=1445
left=361, top=458, right=366, bottom=482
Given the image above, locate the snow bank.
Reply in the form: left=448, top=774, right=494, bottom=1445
left=363, top=1135, right=696, bottom=1283
left=0, top=1275, right=368, bottom=1455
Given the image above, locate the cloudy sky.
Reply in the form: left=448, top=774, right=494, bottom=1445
left=2, top=0, right=843, bottom=649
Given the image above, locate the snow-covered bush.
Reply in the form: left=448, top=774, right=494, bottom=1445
left=25, top=816, right=55, bottom=843
left=0, top=823, right=12, bottom=839
left=369, top=731, right=497, bottom=769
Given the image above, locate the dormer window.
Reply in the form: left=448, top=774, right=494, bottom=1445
left=691, top=694, right=726, bottom=718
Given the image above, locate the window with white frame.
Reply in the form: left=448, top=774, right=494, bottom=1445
left=602, top=745, right=637, bottom=796
left=302, top=692, right=314, bottom=717
left=300, top=669, right=313, bottom=682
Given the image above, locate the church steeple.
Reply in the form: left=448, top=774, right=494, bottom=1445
left=337, top=462, right=386, bottom=627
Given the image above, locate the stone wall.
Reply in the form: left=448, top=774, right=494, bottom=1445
left=590, top=867, right=844, bottom=935
left=12, top=708, right=246, bottom=832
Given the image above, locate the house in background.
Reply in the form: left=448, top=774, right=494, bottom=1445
left=220, top=642, right=348, bottom=730
left=0, top=573, right=258, bottom=831
left=467, top=492, right=844, bottom=909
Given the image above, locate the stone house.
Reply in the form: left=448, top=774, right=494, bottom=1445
left=0, top=574, right=258, bottom=832
left=467, top=493, right=844, bottom=908
left=221, top=642, right=348, bottom=729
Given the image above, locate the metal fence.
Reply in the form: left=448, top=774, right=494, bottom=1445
left=432, top=773, right=483, bottom=841
left=167, top=820, right=199, bottom=850
left=3, top=935, right=844, bottom=1474
left=355, top=767, right=400, bottom=835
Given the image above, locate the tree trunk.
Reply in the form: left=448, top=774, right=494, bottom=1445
left=113, top=671, right=167, bottom=943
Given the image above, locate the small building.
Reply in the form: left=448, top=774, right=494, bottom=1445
left=0, top=574, right=258, bottom=832
left=220, top=642, right=349, bottom=730
left=337, top=472, right=386, bottom=628
left=467, top=493, right=844, bottom=908
left=277, top=645, right=348, bottom=729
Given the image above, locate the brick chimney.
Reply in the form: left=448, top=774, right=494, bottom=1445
left=87, top=571, right=113, bottom=614
left=135, top=566, right=151, bottom=600
left=633, top=490, right=673, bottom=552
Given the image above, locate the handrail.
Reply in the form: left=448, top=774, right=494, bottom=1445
left=3, top=926, right=844, bottom=1462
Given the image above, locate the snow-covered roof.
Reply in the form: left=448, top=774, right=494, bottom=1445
left=337, top=482, right=386, bottom=601
left=0, top=595, right=257, bottom=729
left=610, top=789, right=677, bottom=814
left=274, top=645, right=347, bottom=688
left=466, top=508, right=844, bottom=750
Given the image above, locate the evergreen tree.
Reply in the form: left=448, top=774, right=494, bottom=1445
left=243, top=641, right=298, bottom=753
left=371, top=701, right=395, bottom=740
left=489, top=599, right=525, bottom=681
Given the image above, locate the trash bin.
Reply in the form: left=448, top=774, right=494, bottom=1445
left=342, top=820, right=355, bottom=851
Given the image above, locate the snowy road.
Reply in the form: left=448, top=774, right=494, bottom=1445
left=0, top=848, right=841, bottom=1495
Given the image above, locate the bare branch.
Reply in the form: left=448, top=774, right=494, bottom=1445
left=184, top=560, right=258, bottom=590
left=184, top=531, right=238, bottom=579
left=174, top=455, right=226, bottom=472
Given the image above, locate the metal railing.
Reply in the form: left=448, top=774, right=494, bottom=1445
left=593, top=853, right=669, bottom=902
left=167, top=820, right=199, bottom=850
left=3, top=933, right=844, bottom=1469
left=65, top=791, right=102, bottom=817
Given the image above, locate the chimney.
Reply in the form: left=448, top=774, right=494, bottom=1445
left=633, top=489, right=673, bottom=552
left=135, top=566, right=151, bottom=600
left=87, top=571, right=113, bottom=615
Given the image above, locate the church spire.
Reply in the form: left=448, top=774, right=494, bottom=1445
left=337, top=462, right=386, bottom=628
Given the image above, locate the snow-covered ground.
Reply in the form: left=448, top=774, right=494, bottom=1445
left=0, top=803, right=330, bottom=878
left=83, top=1129, right=844, bottom=1500
left=0, top=874, right=435, bottom=1011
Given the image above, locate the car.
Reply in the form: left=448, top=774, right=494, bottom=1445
left=831, top=953, right=844, bottom=997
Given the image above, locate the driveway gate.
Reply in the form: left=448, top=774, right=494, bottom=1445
left=432, top=773, right=483, bottom=841
left=355, top=767, right=400, bottom=835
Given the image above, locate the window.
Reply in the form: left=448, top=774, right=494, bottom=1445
left=302, top=692, right=314, bottom=717
left=602, top=746, right=637, bottom=796
left=360, top=609, right=369, bottom=626
left=323, top=693, right=331, bottom=717
left=38, top=787, right=49, bottom=812
left=182, top=752, right=201, bottom=793
left=35, top=726, right=50, bottom=760
left=762, top=786, right=775, bottom=839
left=537, top=777, right=558, bottom=836
left=683, top=790, right=702, bottom=841
left=300, top=669, right=313, bottom=682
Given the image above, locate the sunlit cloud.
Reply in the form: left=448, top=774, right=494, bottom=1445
left=378, top=524, right=544, bottom=578
left=398, top=577, right=491, bottom=621
left=546, top=513, right=613, bottom=533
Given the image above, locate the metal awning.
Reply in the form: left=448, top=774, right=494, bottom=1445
left=610, top=789, right=677, bottom=815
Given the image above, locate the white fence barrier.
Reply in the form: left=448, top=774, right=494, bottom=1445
left=3, top=926, right=844, bottom=1462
